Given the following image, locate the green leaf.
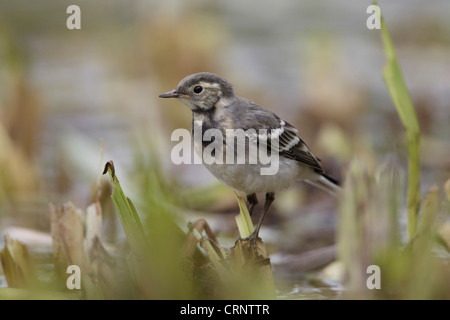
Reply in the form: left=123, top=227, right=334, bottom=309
left=379, top=5, right=421, bottom=240
left=103, top=161, right=146, bottom=254
left=233, top=192, right=254, bottom=238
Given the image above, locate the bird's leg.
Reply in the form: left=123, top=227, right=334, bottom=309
left=246, top=193, right=258, bottom=216
left=246, top=192, right=275, bottom=255
left=252, top=192, right=275, bottom=240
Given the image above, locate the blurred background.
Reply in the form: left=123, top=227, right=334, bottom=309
left=0, top=0, right=449, bottom=298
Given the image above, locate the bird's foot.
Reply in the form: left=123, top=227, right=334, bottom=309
left=236, top=231, right=261, bottom=257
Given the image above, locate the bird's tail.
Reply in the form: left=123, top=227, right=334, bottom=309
left=308, top=172, right=341, bottom=197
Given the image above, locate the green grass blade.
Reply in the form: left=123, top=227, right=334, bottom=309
left=233, top=192, right=254, bottom=238
left=379, top=7, right=421, bottom=240
left=417, top=185, right=439, bottom=235
left=103, top=161, right=146, bottom=253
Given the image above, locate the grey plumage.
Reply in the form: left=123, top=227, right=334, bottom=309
left=159, top=72, right=340, bottom=245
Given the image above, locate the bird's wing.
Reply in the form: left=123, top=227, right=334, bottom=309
left=274, top=119, right=323, bottom=171
left=236, top=101, right=323, bottom=171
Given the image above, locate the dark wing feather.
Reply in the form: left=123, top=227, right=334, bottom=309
left=276, top=121, right=323, bottom=172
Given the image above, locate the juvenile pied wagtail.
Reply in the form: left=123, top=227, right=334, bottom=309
left=159, top=72, right=340, bottom=245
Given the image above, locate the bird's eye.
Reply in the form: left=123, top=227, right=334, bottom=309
left=193, top=85, right=203, bottom=94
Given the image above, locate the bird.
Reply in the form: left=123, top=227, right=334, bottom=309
left=159, top=72, right=340, bottom=249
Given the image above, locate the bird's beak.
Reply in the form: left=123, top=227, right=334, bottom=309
left=159, top=90, right=190, bottom=99
left=159, top=90, right=179, bottom=98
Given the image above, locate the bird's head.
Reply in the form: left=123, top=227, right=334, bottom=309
left=159, top=72, right=235, bottom=112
